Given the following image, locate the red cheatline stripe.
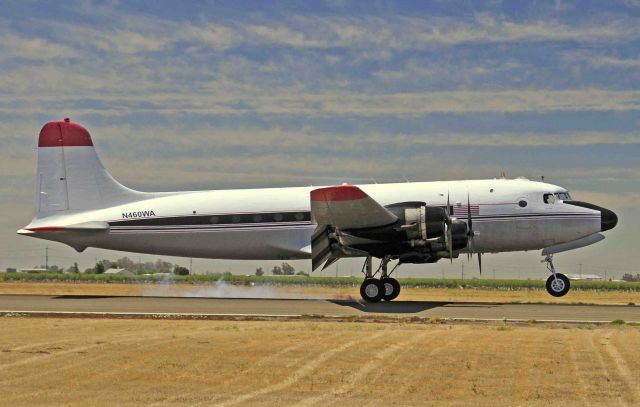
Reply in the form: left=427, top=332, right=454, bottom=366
left=311, top=185, right=368, bottom=202
left=25, top=226, right=66, bottom=232
left=38, top=121, right=93, bottom=147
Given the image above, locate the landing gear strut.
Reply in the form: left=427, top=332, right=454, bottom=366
left=359, top=256, right=401, bottom=302
left=543, top=255, right=570, bottom=297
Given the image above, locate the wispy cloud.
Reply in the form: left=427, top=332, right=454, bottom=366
left=594, top=56, right=640, bottom=68
left=0, top=32, right=79, bottom=60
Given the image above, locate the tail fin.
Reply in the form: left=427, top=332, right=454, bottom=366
left=35, top=119, right=150, bottom=217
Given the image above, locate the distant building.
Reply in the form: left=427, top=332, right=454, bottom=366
left=104, top=268, right=134, bottom=276
left=565, top=274, right=603, bottom=281
left=5, top=268, right=17, bottom=273
left=19, top=268, right=49, bottom=273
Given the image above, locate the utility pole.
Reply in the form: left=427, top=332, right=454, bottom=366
left=461, top=262, right=464, bottom=281
left=189, top=258, right=193, bottom=274
left=335, top=261, right=339, bottom=278
left=45, top=246, right=49, bottom=270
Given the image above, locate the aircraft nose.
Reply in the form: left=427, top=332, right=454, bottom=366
left=564, top=200, right=618, bottom=232
left=600, top=207, right=618, bottom=232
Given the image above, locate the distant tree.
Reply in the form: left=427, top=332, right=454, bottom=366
left=255, top=267, right=264, bottom=276
left=272, top=265, right=283, bottom=275
left=622, top=273, right=640, bottom=282
left=173, top=266, right=190, bottom=276
left=97, top=259, right=113, bottom=271
left=296, top=271, right=309, bottom=277
left=281, top=262, right=295, bottom=275
left=95, top=262, right=105, bottom=274
left=66, top=262, right=80, bottom=274
left=154, top=259, right=173, bottom=274
left=115, top=257, right=136, bottom=271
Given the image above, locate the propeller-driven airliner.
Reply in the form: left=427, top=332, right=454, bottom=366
left=19, top=120, right=618, bottom=302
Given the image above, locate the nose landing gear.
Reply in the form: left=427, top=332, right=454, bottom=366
left=543, top=255, right=571, bottom=297
left=359, top=256, right=401, bottom=302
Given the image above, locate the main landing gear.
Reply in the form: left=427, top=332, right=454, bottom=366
left=359, top=256, right=401, bottom=302
left=543, top=255, right=571, bottom=297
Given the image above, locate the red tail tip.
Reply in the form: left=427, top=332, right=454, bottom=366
left=38, top=121, right=93, bottom=147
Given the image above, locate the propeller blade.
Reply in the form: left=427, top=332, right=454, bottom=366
left=447, top=224, right=453, bottom=263
left=446, top=191, right=453, bottom=262
left=467, top=192, right=473, bottom=233
left=467, top=192, right=474, bottom=258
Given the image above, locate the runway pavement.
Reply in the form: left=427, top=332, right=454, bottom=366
left=1, top=294, right=639, bottom=323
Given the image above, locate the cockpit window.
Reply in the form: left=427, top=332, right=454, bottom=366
left=543, top=193, right=556, bottom=204
left=554, top=192, right=571, bottom=201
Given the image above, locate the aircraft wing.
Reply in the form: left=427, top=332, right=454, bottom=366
left=310, top=185, right=398, bottom=271
left=310, top=185, right=397, bottom=229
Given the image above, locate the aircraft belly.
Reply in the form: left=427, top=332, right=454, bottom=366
left=474, top=216, right=600, bottom=252
left=90, top=227, right=315, bottom=260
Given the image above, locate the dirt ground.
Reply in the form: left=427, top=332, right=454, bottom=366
left=1, top=281, right=639, bottom=305
left=0, top=318, right=638, bottom=406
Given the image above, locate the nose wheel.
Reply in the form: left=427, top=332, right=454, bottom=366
left=543, top=255, right=571, bottom=297
left=359, top=256, right=402, bottom=302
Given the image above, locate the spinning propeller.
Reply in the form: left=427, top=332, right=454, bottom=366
left=466, top=192, right=482, bottom=274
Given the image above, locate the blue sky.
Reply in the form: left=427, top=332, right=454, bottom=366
left=0, top=0, right=638, bottom=277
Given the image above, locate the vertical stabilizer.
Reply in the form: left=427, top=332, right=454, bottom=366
left=35, top=119, right=150, bottom=217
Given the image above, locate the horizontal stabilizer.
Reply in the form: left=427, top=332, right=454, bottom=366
left=19, top=221, right=110, bottom=234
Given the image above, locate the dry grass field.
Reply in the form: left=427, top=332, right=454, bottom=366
left=1, top=281, right=639, bottom=305
left=0, top=318, right=639, bottom=406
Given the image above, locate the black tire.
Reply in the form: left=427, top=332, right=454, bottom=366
left=381, top=277, right=401, bottom=301
left=546, top=273, right=571, bottom=297
left=360, top=279, right=384, bottom=303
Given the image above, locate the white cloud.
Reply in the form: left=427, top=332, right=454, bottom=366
left=0, top=33, right=79, bottom=61
left=180, top=23, right=241, bottom=50
left=249, top=25, right=326, bottom=47
left=593, top=56, right=640, bottom=68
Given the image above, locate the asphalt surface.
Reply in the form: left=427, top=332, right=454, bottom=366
left=1, top=294, right=639, bottom=323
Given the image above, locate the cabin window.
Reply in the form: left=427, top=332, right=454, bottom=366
left=543, top=193, right=556, bottom=204
left=273, top=213, right=284, bottom=222
left=209, top=216, right=219, bottom=224
left=518, top=200, right=528, bottom=208
left=253, top=214, right=263, bottom=222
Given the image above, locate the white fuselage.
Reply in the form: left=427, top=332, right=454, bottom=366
left=22, top=178, right=601, bottom=260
